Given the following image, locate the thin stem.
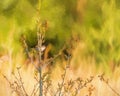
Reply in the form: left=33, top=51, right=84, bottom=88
left=39, top=67, right=43, bottom=96
left=107, top=83, right=120, bottom=96
left=17, top=68, right=28, bottom=96
left=37, top=22, right=43, bottom=96
left=30, top=82, right=39, bottom=96
left=98, top=74, right=120, bottom=96
left=58, top=68, right=67, bottom=96
left=58, top=57, right=70, bottom=96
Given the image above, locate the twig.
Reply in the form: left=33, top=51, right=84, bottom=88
left=12, top=72, right=25, bottom=96
left=1, top=73, right=23, bottom=96
left=30, top=82, right=39, bottom=96
left=74, top=76, right=94, bottom=96
left=98, top=73, right=120, bottom=96
left=17, top=67, right=28, bottom=96
left=37, top=19, right=44, bottom=96
left=58, top=56, right=71, bottom=96
left=33, top=85, right=39, bottom=96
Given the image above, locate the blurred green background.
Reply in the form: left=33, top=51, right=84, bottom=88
left=0, top=0, right=120, bottom=67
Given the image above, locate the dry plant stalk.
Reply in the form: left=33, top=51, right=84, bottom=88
left=98, top=73, right=120, bottom=96
left=58, top=56, right=71, bottom=96
left=1, top=67, right=28, bottom=96
left=86, top=85, right=95, bottom=96
left=73, top=76, right=94, bottom=96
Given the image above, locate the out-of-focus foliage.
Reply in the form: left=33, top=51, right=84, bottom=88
left=82, top=0, right=120, bottom=65
left=0, top=0, right=36, bottom=55
left=0, top=0, right=78, bottom=50
left=0, top=0, right=120, bottom=67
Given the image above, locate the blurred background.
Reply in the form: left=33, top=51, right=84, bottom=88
left=0, top=0, right=120, bottom=95
left=0, top=0, right=120, bottom=70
